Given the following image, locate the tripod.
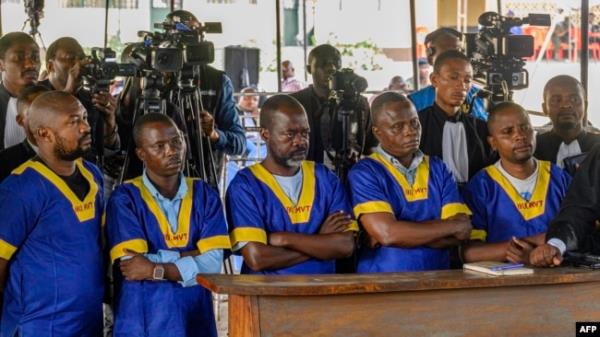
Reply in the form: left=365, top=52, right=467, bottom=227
left=118, top=73, right=168, bottom=184
left=172, top=65, right=219, bottom=188
left=327, top=92, right=367, bottom=184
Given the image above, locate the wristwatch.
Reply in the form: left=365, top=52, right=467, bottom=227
left=152, top=264, right=165, bottom=280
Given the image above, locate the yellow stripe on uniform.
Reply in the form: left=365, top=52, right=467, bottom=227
left=248, top=161, right=316, bottom=224
left=130, top=177, right=194, bottom=248
left=13, top=160, right=99, bottom=222
left=345, top=220, right=360, bottom=232
left=197, top=235, right=231, bottom=253
left=441, top=203, right=472, bottom=220
left=485, top=161, right=551, bottom=221
left=230, top=227, right=267, bottom=246
left=0, top=239, right=17, bottom=260
left=110, top=239, right=149, bottom=263
left=470, top=229, right=487, bottom=242
left=353, top=201, right=393, bottom=218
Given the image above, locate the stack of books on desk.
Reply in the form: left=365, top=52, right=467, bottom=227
left=463, top=262, right=534, bottom=276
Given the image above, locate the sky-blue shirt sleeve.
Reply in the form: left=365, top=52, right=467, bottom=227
left=213, top=74, right=246, bottom=155
left=174, top=249, right=223, bottom=287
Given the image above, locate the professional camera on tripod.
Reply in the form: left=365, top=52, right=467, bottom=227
left=327, top=68, right=369, bottom=182
left=117, top=16, right=225, bottom=187
left=465, top=11, right=551, bottom=105
left=81, top=47, right=137, bottom=94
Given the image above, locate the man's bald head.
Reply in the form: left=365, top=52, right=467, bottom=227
left=259, top=94, right=306, bottom=131
left=28, top=91, right=83, bottom=133
left=371, top=91, right=415, bottom=127
left=17, top=84, right=50, bottom=118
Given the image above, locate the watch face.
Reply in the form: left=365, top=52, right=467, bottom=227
left=153, top=265, right=165, bottom=280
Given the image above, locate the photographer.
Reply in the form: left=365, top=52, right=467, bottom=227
left=118, top=11, right=245, bottom=180
left=40, top=37, right=119, bottom=163
left=291, top=44, right=375, bottom=169
left=165, top=10, right=245, bottom=157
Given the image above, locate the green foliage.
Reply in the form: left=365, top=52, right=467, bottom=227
left=327, top=34, right=383, bottom=71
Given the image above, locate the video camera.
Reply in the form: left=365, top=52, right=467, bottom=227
left=328, top=68, right=368, bottom=109
left=130, top=20, right=222, bottom=74
left=465, top=11, right=551, bottom=103
left=81, top=47, right=137, bottom=93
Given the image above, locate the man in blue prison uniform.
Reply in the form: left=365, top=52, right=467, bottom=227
left=462, top=102, right=571, bottom=263
left=348, top=92, right=472, bottom=273
left=106, top=113, right=230, bottom=337
left=0, top=91, right=104, bottom=337
left=226, top=94, right=357, bottom=275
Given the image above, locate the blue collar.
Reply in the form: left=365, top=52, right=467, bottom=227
left=376, top=145, right=424, bottom=171
left=142, top=170, right=187, bottom=203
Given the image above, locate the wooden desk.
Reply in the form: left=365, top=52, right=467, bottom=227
left=198, top=268, right=600, bottom=337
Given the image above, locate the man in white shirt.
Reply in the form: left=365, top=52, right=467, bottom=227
left=281, top=60, right=305, bottom=92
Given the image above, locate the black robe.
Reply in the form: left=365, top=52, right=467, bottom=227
left=534, top=129, right=600, bottom=164
left=0, top=84, right=14, bottom=151
left=0, top=140, right=36, bottom=182
left=546, top=144, right=600, bottom=253
left=418, top=103, right=494, bottom=181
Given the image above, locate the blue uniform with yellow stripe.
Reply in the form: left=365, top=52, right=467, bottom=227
left=348, top=153, right=470, bottom=273
left=107, top=177, right=230, bottom=337
left=226, top=161, right=358, bottom=275
left=464, top=161, right=571, bottom=243
left=0, top=159, right=104, bottom=337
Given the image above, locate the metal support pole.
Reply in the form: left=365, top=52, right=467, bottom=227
left=0, top=1, right=3, bottom=37
left=276, top=0, right=282, bottom=92
left=409, top=0, right=418, bottom=90
left=103, top=0, right=109, bottom=48
left=582, top=0, right=589, bottom=125
left=302, top=0, right=308, bottom=82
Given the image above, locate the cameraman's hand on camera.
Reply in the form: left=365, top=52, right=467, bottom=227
left=93, top=91, right=117, bottom=122
left=200, top=111, right=219, bottom=142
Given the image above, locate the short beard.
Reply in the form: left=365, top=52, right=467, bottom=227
left=285, top=158, right=304, bottom=168
left=511, top=152, right=533, bottom=165
left=272, top=153, right=305, bottom=169
left=555, top=120, right=579, bottom=132
left=54, top=134, right=88, bottom=161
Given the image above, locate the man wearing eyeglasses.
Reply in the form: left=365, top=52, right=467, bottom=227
left=534, top=75, right=600, bottom=169
left=418, top=50, right=493, bottom=185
